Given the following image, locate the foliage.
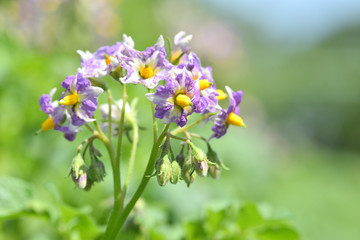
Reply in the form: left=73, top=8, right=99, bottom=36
left=0, top=177, right=102, bottom=240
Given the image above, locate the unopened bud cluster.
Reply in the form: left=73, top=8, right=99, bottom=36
left=154, top=137, right=227, bottom=187
left=70, top=143, right=106, bottom=191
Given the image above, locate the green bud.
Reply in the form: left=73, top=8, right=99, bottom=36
left=181, top=147, right=197, bottom=187
left=206, top=143, right=228, bottom=179
left=88, top=77, right=108, bottom=91
left=170, top=160, right=181, bottom=184
left=175, top=144, right=185, bottom=167
left=155, top=154, right=172, bottom=186
left=71, top=153, right=90, bottom=190
left=188, top=142, right=208, bottom=177
left=208, top=163, right=221, bottom=179
left=88, top=159, right=106, bottom=183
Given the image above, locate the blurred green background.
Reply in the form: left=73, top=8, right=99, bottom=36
left=1, top=0, right=360, bottom=239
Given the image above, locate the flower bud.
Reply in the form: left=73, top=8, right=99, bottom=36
left=188, top=142, right=208, bottom=177
left=175, top=144, right=185, bottom=167
left=71, top=153, right=90, bottom=190
left=181, top=147, right=196, bottom=187
left=208, top=163, right=221, bottom=179
left=88, top=159, right=106, bottom=183
left=155, top=154, right=172, bottom=186
left=206, top=143, right=228, bottom=179
left=170, top=160, right=181, bottom=184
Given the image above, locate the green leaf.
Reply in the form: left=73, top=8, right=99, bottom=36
left=256, top=223, right=300, bottom=240
left=204, top=208, right=227, bottom=236
left=57, top=204, right=102, bottom=240
left=184, top=220, right=206, bottom=240
left=0, top=176, right=33, bottom=219
left=165, top=37, right=173, bottom=61
left=237, top=203, right=265, bottom=230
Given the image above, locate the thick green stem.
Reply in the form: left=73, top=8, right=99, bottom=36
left=103, top=84, right=127, bottom=239
left=106, top=124, right=171, bottom=240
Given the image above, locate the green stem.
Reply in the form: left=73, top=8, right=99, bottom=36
left=121, top=120, right=139, bottom=201
left=85, top=123, right=96, bottom=134
left=188, top=132, right=208, bottom=143
left=106, top=124, right=171, bottom=240
left=148, top=88, right=158, bottom=143
left=107, top=89, right=113, bottom=147
left=103, top=84, right=127, bottom=238
left=167, top=133, right=188, bottom=142
left=171, top=112, right=217, bottom=136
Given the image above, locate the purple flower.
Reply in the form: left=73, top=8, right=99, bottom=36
left=174, top=31, right=193, bottom=52
left=121, top=36, right=171, bottom=89
left=77, top=34, right=136, bottom=78
left=146, top=67, right=202, bottom=127
left=178, top=52, right=220, bottom=113
left=59, top=72, right=103, bottom=126
left=211, top=86, right=245, bottom=139
left=170, top=31, right=193, bottom=63
left=39, top=88, right=81, bottom=141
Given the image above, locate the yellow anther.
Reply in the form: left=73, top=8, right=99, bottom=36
left=104, top=54, right=111, bottom=65
left=175, top=94, right=193, bottom=108
left=226, top=112, right=246, bottom=127
left=170, top=49, right=182, bottom=63
left=192, top=72, right=199, bottom=81
left=216, top=89, right=227, bottom=101
left=41, top=117, right=55, bottom=131
left=199, top=79, right=213, bottom=91
left=59, top=93, right=79, bottom=106
left=140, top=65, right=154, bottom=79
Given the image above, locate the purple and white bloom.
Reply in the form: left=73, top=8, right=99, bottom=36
left=211, top=86, right=245, bottom=139
left=121, top=36, right=171, bottom=89
left=77, top=34, right=136, bottom=78
left=170, top=31, right=193, bottom=64
left=196, top=66, right=220, bottom=113
left=59, top=72, right=103, bottom=126
left=146, top=67, right=203, bottom=127
left=55, top=113, right=82, bottom=141
left=39, top=88, right=80, bottom=141
left=99, top=99, right=134, bottom=135
left=174, top=31, right=193, bottom=52
left=178, top=52, right=220, bottom=113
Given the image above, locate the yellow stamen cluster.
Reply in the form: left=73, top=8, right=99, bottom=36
left=216, top=89, right=227, bottom=101
left=41, top=117, right=55, bottom=131
left=140, top=65, right=154, bottom=79
left=226, top=112, right=246, bottom=127
left=175, top=94, right=193, bottom=108
left=104, top=54, right=111, bottom=65
left=199, top=79, right=213, bottom=91
left=59, top=93, right=79, bottom=106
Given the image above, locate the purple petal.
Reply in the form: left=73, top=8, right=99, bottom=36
left=61, top=75, right=76, bottom=91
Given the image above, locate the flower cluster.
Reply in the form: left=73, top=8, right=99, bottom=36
left=38, top=31, right=246, bottom=192
left=39, top=32, right=245, bottom=142
left=37, top=30, right=248, bottom=237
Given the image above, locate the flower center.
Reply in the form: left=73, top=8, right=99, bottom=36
left=216, top=89, right=227, bottom=101
left=41, top=117, right=55, bottom=131
left=104, top=54, right=111, bottom=65
left=199, top=79, right=213, bottom=91
left=140, top=65, right=154, bottom=79
left=175, top=94, right=193, bottom=108
left=226, top=112, right=246, bottom=127
left=59, top=93, right=80, bottom=106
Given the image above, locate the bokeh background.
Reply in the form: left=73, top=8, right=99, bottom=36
left=1, top=0, right=360, bottom=239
